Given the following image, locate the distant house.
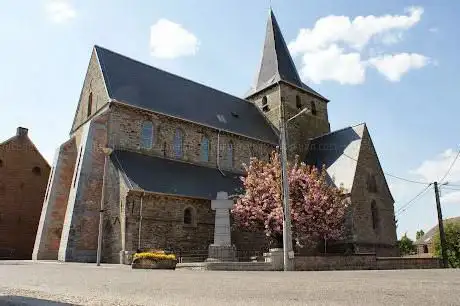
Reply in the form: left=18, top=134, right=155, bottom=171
left=415, top=217, right=460, bottom=256
left=0, top=127, right=51, bottom=259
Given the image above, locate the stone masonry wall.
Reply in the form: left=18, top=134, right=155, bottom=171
left=100, top=156, right=123, bottom=263
left=108, top=103, right=275, bottom=173
left=124, top=193, right=215, bottom=253
left=350, top=125, right=398, bottom=256
left=58, top=113, right=109, bottom=262
left=247, top=82, right=330, bottom=159
left=0, top=131, right=50, bottom=259
left=33, top=137, right=77, bottom=260
left=71, top=49, right=110, bottom=133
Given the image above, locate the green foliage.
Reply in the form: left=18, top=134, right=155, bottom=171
left=433, top=221, right=460, bottom=268
left=398, top=233, right=416, bottom=255
left=416, top=230, right=425, bottom=241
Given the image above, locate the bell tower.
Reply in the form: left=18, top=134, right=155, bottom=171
left=246, top=9, right=331, bottom=159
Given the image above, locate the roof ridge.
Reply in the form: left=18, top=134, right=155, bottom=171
left=309, top=123, right=365, bottom=141
left=94, top=45, right=255, bottom=106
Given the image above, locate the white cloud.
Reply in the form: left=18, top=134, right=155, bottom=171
left=150, top=19, right=199, bottom=59
left=441, top=191, right=460, bottom=204
left=299, top=44, right=366, bottom=85
left=288, top=7, right=429, bottom=85
left=289, top=6, right=423, bottom=54
left=45, top=0, right=76, bottom=24
left=429, top=27, right=439, bottom=33
left=412, top=148, right=460, bottom=183
left=368, top=53, right=430, bottom=82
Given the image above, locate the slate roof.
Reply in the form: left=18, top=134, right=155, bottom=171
left=245, top=10, right=327, bottom=100
left=94, top=46, right=278, bottom=145
left=111, top=150, right=243, bottom=200
left=305, top=124, right=366, bottom=192
left=415, top=216, right=460, bottom=245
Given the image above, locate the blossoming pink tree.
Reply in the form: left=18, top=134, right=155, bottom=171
left=231, top=151, right=348, bottom=248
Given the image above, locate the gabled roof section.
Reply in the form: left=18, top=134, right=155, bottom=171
left=246, top=10, right=327, bottom=100
left=415, top=216, right=460, bottom=245
left=305, top=124, right=366, bottom=192
left=94, top=46, right=278, bottom=144
left=111, top=150, right=243, bottom=200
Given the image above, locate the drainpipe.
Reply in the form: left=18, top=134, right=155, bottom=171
left=217, top=129, right=225, bottom=176
left=138, top=192, right=144, bottom=250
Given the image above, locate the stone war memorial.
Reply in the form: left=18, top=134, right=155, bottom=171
left=31, top=9, right=442, bottom=271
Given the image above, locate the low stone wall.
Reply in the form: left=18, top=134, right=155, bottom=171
left=177, top=262, right=273, bottom=271
left=294, top=255, right=442, bottom=271
left=294, top=254, right=376, bottom=271
left=376, top=257, right=441, bottom=270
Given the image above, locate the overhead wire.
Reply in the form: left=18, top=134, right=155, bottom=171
left=439, top=148, right=460, bottom=184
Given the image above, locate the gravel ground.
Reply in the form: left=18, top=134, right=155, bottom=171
left=0, top=261, right=459, bottom=306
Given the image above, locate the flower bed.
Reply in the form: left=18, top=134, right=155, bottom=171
left=131, top=250, right=177, bottom=270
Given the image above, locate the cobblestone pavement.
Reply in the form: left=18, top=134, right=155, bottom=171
left=0, top=261, right=459, bottom=306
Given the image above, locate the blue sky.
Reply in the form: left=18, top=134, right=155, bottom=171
left=1, top=0, right=459, bottom=240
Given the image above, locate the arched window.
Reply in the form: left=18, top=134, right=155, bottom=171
left=367, top=173, right=378, bottom=193
left=296, top=95, right=302, bottom=109
left=371, top=200, right=379, bottom=231
left=226, top=142, right=234, bottom=168
left=200, top=136, right=210, bottom=162
left=183, top=207, right=194, bottom=225
left=174, top=129, right=184, bottom=158
left=32, top=166, right=41, bottom=176
left=140, top=121, right=154, bottom=149
left=87, top=93, right=93, bottom=118
left=310, top=101, right=317, bottom=116
left=262, top=96, right=269, bottom=112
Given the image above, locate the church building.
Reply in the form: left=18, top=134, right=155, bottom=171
left=33, top=10, right=398, bottom=263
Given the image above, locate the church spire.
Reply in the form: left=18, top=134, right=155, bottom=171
left=247, top=9, right=303, bottom=97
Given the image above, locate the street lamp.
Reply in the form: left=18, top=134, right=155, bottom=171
left=279, top=100, right=310, bottom=271
left=96, top=146, right=113, bottom=266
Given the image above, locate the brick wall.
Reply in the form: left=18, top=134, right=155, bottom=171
left=33, top=137, right=77, bottom=260
left=350, top=125, right=398, bottom=256
left=0, top=129, right=50, bottom=259
left=108, top=103, right=275, bottom=173
left=124, top=192, right=215, bottom=253
left=71, top=49, right=110, bottom=133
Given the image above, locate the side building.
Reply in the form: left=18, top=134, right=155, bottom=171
left=0, top=127, right=51, bottom=259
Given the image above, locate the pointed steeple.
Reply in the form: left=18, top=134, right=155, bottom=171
left=247, top=10, right=326, bottom=100
left=247, top=9, right=302, bottom=96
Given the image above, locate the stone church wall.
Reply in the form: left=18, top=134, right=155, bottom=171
left=33, top=137, right=77, bottom=260
left=108, top=103, right=275, bottom=172
left=71, top=49, right=110, bottom=133
left=58, top=114, right=109, bottom=262
left=247, top=83, right=330, bottom=159
left=350, top=126, right=398, bottom=256
left=123, top=192, right=215, bottom=253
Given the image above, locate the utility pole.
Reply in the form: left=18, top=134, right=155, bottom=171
left=433, top=181, right=449, bottom=268
left=279, top=98, right=294, bottom=271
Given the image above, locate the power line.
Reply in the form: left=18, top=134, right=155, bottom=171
left=341, top=152, right=430, bottom=185
left=440, top=186, right=460, bottom=191
left=396, top=183, right=432, bottom=216
left=439, top=149, right=460, bottom=184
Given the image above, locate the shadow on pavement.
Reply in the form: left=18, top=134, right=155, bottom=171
left=0, top=296, right=77, bottom=306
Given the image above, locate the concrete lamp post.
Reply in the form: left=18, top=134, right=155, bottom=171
left=96, top=147, right=113, bottom=266
left=279, top=101, right=310, bottom=271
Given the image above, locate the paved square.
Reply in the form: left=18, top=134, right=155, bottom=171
left=0, top=261, right=459, bottom=305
